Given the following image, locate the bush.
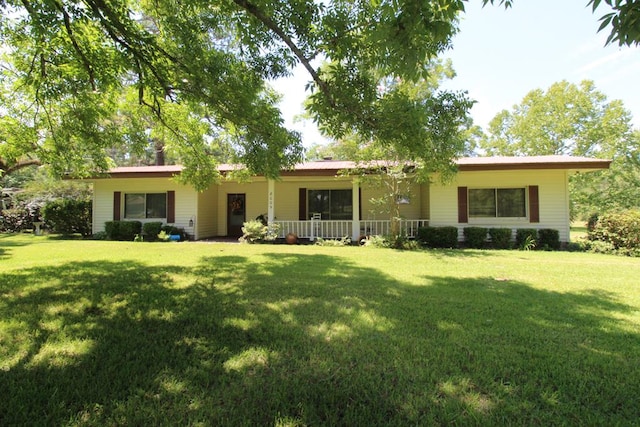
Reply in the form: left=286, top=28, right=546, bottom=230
left=92, top=231, right=108, bottom=240
left=587, top=212, right=599, bottom=232
left=0, top=197, right=42, bottom=233
left=0, top=207, right=32, bottom=233
left=363, top=235, right=385, bottom=248
left=142, top=222, right=164, bottom=241
left=416, top=227, right=435, bottom=246
left=438, top=227, right=459, bottom=248
left=362, top=234, right=420, bottom=250
left=42, top=198, right=92, bottom=237
left=315, top=236, right=351, bottom=246
left=589, top=210, right=640, bottom=251
left=417, top=226, right=458, bottom=249
left=489, top=228, right=513, bottom=249
left=463, top=227, right=488, bottom=249
left=104, top=221, right=118, bottom=240
left=105, top=221, right=142, bottom=241
left=538, top=228, right=560, bottom=250
left=240, top=220, right=279, bottom=243
left=386, top=234, right=417, bottom=250
left=241, top=220, right=267, bottom=243
left=584, top=240, right=617, bottom=255
left=566, top=241, right=586, bottom=252
left=515, top=228, right=538, bottom=250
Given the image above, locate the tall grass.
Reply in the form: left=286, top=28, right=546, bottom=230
left=1, top=234, right=639, bottom=425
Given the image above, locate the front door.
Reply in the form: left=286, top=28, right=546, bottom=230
left=227, top=194, right=246, bottom=237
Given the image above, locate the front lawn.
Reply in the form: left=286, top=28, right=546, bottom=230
left=1, top=234, right=639, bottom=425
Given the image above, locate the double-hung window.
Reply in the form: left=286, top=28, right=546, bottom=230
left=124, top=193, right=167, bottom=219
left=308, top=189, right=352, bottom=220
left=469, top=188, right=526, bottom=218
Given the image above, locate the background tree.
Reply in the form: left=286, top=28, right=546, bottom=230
left=480, top=80, right=640, bottom=218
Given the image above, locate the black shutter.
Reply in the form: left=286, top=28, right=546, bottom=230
left=113, top=192, right=121, bottom=220
left=529, top=186, right=539, bottom=223
left=167, top=191, right=175, bottom=223
left=457, top=187, right=468, bottom=223
left=299, top=188, right=307, bottom=220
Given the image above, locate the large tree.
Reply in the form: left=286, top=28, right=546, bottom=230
left=0, top=0, right=470, bottom=189
left=480, top=80, right=640, bottom=217
left=1, top=0, right=637, bottom=188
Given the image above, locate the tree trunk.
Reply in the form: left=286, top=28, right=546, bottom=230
left=154, top=139, right=165, bottom=166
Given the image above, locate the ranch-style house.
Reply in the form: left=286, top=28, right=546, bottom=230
left=86, top=155, right=610, bottom=243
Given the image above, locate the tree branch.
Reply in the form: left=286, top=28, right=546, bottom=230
left=232, top=0, right=336, bottom=108
left=83, top=0, right=174, bottom=98
left=52, top=0, right=97, bottom=91
left=5, top=158, right=42, bottom=175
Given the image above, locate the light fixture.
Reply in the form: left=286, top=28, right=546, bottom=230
left=189, top=216, right=194, bottom=228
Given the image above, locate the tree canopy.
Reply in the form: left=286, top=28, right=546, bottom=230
left=0, top=0, right=637, bottom=189
left=0, top=0, right=468, bottom=189
left=480, top=80, right=640, bottom=217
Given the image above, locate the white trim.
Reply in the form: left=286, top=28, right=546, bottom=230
left=267, top=179, right=275, bottom=223
left=352, top=180, right=360, bottom=241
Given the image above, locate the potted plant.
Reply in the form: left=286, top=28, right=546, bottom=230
left=285, top=232, right=298, bottom=244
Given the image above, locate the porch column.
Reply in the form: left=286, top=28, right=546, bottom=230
left=267, top=179, right=275, bottom=223
left=352, top=179, right=360, bottom=242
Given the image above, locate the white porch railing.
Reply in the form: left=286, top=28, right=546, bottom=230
left=360, top=219, right=429, bottom=238
left=274, top=220, right=352, bottom=239
left=273, top=219, right=429, bottom=240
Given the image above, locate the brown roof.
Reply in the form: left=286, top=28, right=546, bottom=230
left=456, top=155, right=611, bottom=171
left=97, top=155, right=610, bottom=178
left=100, top=165, right=184, bottom=178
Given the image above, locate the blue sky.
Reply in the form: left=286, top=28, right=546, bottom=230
left=273, top=0, right=640, bottom=147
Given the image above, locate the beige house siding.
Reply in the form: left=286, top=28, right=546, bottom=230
left=196, top=185, right=218, bottom=239
left=273, top=176, right=354, bottom=220
left=217, top=179, right=268, bottom=236
left=420, top=183, right=430, bottom=220
left=91, top=177, right=197, bottom=237
left=360, top=181, right=423, bottom=220
left=429, top=169, right=571, bottom=242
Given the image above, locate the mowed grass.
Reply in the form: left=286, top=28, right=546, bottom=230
left=1, top=234, right=639, bottom=426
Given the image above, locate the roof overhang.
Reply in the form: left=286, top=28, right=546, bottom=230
left=90, top=156, right=611, bottom=179
left=455, top=155, right=611, bottom=173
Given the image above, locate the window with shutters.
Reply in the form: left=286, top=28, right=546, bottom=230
left=468, top=188, right=526, bottom=218
left=307, top=189, right=352, bottom=220
left=124, top=193, right=167, bottom=219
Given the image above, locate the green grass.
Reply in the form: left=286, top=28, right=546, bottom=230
left=1, top=234, right=640, bottom=425
left=570, top=223, right=589, bottom=242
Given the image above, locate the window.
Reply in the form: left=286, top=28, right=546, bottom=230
left=308, top=189, right=352, bottom=220
left=124, top=193, right=167, bottom=219
left=469, top=188, right=526, bottom=218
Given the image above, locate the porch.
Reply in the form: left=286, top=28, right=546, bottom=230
left=272, top=219, right=429, bottom=241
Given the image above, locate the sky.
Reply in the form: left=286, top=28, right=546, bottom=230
left=272, top=0, right=640, bottom=148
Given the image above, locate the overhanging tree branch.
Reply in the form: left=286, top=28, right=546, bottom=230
left=53, top=0, right=97, bottom=91
left=232, top=0, right=336, bottom=108
left=4, top=158, right=42, bottom=175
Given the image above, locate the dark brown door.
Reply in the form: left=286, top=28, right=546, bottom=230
left=227, top=194, right=246, bottom=237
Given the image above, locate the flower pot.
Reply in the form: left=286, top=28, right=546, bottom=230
left=285, top=232, right=298, bottom=244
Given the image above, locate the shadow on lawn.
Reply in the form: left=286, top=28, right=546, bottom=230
left=0, top=233, right=31, bottom=259
left=1, top=254, right=639, bottom=425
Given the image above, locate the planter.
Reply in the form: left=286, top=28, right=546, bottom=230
left=285, top=232, right=298, bottom=244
